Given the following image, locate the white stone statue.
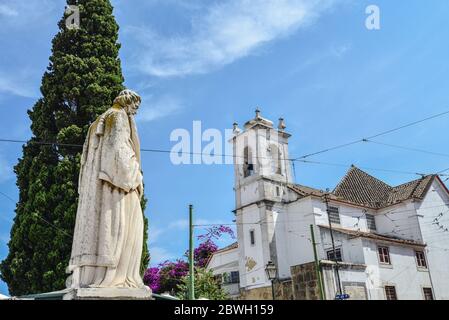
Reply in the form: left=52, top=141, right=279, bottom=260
left=65, top=89, right=150, bottom=298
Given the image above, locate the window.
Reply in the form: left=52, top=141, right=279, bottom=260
left=249, top=230, right=255, bottom=246
left=276, top=186, right=281, bottom=197
left=385, top=286, right=397, bottom=300
left=366, top=214, right=377, bottom=231
left=328, top=206, right=340, bottom=225
left=415, top=251, right=427, bottom=268
left=378, top=246, right=391, bottom=264
left=423, top=288, right=434, bottom=300
left=230, top=271, right=240, bottom=284
left=222, top=271, right=240, bottom=284
left=243, top=146, right=254, bottom=177
left=222, top=272, right=231, bottom=284
left=326, top=248, right=342, bottom=262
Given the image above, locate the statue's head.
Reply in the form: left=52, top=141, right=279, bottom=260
left=113, top=89, right=141, bottom=115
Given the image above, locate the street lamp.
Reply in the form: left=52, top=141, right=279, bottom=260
left=265, top=261, right=277, bottom=300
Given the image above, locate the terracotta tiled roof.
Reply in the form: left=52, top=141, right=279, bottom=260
left=332, top=166, right=436, bottom=209
left=288, top=184, right=327, bottom=197
left=214, top=242, right=238, bottom=254
left=318, top=225, right=426, bottom=247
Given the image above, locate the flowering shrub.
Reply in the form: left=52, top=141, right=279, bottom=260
left=143, top=224, right=235, bottom=296
left=143, top=260, right=189, bottom=294
left=158, top=260, right=189, bottom=294
left=194, top=239, right=218, bottom=268
left=143, top=267, right=160, bottom=293
left=197, top=225, right=235, bottom=241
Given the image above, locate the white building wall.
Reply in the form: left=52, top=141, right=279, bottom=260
left=416, top=180, right=449, bottom=299
left=272, top=204, right=290, bottom=279
left=207, top=248, right=240, bottom=297
left=319, top=228, right=365, bottom=264
left=362, top=240, right=432, bottom=300
left=284, top=198, right=315, bottom=268
left=312, top=199, right=373, bottom=232
left=376, top=201, right=422, bottom=242
left=237, top=204, right=270, bottom=290
left=237, top=180, right=260, bottom=207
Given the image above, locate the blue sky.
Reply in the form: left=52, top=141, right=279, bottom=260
left=1, top=0, right=449, bottom=296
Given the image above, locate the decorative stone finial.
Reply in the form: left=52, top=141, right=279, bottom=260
left=255, top=108, right=261, bottom=119
left=278, top=118, right=286, bottom=131
left=233, top=122, right=241, bottom=134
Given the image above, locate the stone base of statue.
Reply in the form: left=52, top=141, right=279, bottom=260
left=63, top=287, right=153, bottom=300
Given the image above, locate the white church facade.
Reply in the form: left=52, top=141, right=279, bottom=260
left=206, top=110, right=449, bottom=300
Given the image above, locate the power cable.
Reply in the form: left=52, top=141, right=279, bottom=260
left=364, top=140, right=449, bottom=158
left=294, top=109, right=449, bottom=160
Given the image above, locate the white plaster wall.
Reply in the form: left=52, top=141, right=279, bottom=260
left=272, top=205, right=290, bottom=279
left=322, top=268, right=368, bottom=300
left=416, top=179, right=449, bottom=299
left=319, top=229, right=365, bottom=264
left=207, top=248, right=240, bottom=297
left=238, top=181, right=260, bottom=206
left=237, top=204, right=269, bottom=289
left=362, top=240, right=432, bottom=300
left=285, top=198, right=315, bottom=267
left=207, top=248, right=239, bottom=274
left=312, top=199, right=372, bottom=232
left=376, top=201, right=422, bottom=241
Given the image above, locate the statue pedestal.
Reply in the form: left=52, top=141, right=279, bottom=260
left=63, top=287, right=153, bottom=300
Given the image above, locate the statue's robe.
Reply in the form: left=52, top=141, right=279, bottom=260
left=67, top=105, right=145, bottom=288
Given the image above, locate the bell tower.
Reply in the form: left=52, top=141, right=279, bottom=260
left=231, top=109, right=294, bottom=209
left=230, top=109, right=294, bottom=296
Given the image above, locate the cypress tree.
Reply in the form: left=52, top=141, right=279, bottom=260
left=0, top=0, right=149, bottom=295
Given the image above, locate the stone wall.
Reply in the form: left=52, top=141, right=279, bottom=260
left=290, top=262, right=321, bottom=300
left=238, top=280, right=294, bottom=300
left=238, top=286, right=272, bottom=300
left=274, top=280, right=294, bottom=300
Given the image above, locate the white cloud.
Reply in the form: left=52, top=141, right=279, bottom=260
left=126, top=0, right=337, bottom=77
left=168, top=219, right=189, bottom=230
left=137, top=95, right=183, bottom=122
left=147, top=219, right=188, bottom=246
left=0, top=4, right=18, bottom=17
left=148, top=226, right=164, bottom=245
left=149, top=246, right=176, bottom=265
left=0, top=71, right=39, bottom=98
left=0, top=156, right=14, bottom=184
left=0, top=0, right=57, bottom=25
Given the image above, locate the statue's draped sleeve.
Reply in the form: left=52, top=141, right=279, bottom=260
left=98, top=110, right=142, bottom=193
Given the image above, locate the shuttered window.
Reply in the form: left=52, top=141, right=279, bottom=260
left=423, top=288, right=434, bottom=300
left=326, top=248, right=342, bottom=262
left=378, top=246, right=391, bottom=264
left=415, top=251, right=427, bottom=268
left=366, top=214, right=377, bottom=231
left=328, top=206, right=340, bottom=225
left=385, top=286, right=397, bottom=300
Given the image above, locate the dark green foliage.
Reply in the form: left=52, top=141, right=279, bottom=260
left=176, top=268, right=229, bottom=300
left=0, top=0, right=149, bottom=295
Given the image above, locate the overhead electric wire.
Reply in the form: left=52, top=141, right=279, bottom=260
left=0, top=190, right=72, bottom=238
left=1, top=138, right=447, bottom=178
left=437, top=167, right=449, bottom=174
left=294, top=109, right=449, bottom=160
left=364, top=140, right=449, bottom=158
left=0, top=190, right=15, bottom=203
